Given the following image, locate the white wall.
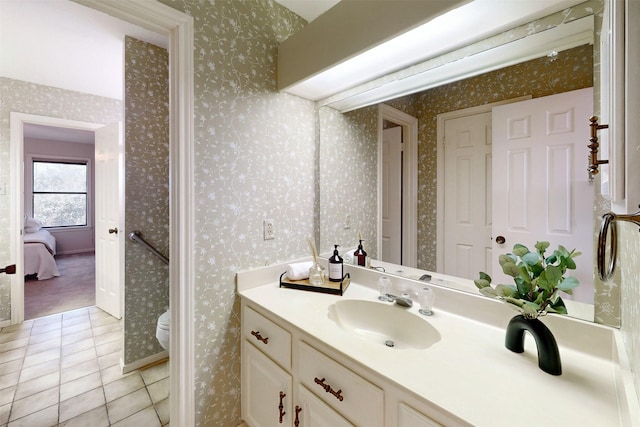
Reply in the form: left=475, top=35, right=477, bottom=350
left=24, top=137, right=95, bottom=254
left=0, top=0, right=165, bottom=100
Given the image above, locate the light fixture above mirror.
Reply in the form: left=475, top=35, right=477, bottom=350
left=278, top=0, right=588, bottom=111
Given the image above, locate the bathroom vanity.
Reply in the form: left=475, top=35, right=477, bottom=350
left=237, top=261, right=639, bottom=426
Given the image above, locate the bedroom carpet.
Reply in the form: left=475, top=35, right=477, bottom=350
left=24, top=252, right=95, bottom=320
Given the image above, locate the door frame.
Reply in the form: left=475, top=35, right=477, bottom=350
left=436, top=97, right=530, bottom=272
left=57, top=1, right=195, bottom=425
left=9, top=114, right=104, bottom=325
left=378, top=104, right=418, bottom=267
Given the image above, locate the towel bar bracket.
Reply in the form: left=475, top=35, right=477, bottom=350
left=588, top=116, right=609, bottom=182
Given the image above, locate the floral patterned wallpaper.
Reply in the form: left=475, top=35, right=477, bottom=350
left=123, top=37, right=170, bottom=365
left=0, top=77, right=122, bottom=322
left=157, top=0, right=314, bottom=424
left=319, top=105, right=378, bottom=257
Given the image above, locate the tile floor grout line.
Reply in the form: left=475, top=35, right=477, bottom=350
left=1, top=306, right=169, bottom=426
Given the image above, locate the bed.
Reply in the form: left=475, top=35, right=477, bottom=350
left=24, top=228, right=60, bottom=280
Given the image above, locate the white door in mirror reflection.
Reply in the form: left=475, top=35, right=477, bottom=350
left=382, top=126, right=402, bottom=264
left=443, top=112, right=493, bottom=280
left=493, top=87, right=594, bottom=304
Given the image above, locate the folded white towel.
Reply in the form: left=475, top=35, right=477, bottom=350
left=286, top=261, right=314, bottom=281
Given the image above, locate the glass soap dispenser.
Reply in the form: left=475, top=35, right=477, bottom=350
left=328, top=244, right=343, bottom=282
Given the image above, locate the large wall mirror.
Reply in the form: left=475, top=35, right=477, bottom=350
left=318, top=0, right=612, bottom=324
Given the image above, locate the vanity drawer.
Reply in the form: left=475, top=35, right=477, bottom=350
left=297, top=341, right=383, bottom=427
left=243, top=305, right=291, bottom=370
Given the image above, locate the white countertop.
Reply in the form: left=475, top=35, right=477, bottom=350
left=237, top=261, right=639, bottom=427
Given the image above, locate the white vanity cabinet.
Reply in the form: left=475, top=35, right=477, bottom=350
left=238, top=266, right=638, bottom=427
left=241, top=301, right=450, bottom=427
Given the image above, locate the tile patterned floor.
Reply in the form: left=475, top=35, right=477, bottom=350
left=0, top=306, right=169, bottom=426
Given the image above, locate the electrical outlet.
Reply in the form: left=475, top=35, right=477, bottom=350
left=344, top=214, right=352, bottom=229
left=263, top=219, right=275, bottom=240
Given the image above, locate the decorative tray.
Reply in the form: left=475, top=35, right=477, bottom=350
left=279, top=272, right=350, bottom=296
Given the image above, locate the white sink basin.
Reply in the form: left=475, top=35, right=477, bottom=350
left=328, top=299, right=441, bottom=349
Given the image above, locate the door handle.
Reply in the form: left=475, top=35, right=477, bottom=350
left=1, top=264, right=16, bottom=275
left=108, top=228, right=118, bottom=234
left=495, top=235, right=506, bottom=245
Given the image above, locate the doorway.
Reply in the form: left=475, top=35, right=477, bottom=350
left=381, top=122, right=403, bottom=264
left=11, top=114, right=106, bottom=323
left=21, top=123, right=98, bottom=320
left=378, top=104, right=418, bottom=267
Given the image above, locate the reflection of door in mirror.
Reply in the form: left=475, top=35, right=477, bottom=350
left=382, top=124, right=402, bottom=264
left=442, top=111, right=493, bottom=280
left=493, top=88, right=594, bottom=304
left=439, top=89, right=594, bottom=304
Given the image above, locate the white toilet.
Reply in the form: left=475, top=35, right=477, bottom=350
left=156, top=309, right=170, bottom=351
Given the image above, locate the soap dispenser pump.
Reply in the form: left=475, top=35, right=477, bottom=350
left=328, top=244, right=343, bottom=282
left=353, top=239, right=368, bottom=267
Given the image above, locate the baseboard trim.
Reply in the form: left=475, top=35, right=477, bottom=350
left=120, top=351, right=169, bottom=374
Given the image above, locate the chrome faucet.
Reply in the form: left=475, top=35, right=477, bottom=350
left=385, top=293, right=413, bottom=308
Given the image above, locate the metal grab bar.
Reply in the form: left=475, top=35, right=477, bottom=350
left=597, top=210, right=640, bottom=281
left=128, top=230, right=169, bottom=265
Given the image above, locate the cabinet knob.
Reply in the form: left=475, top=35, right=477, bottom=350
left=108, top=227, right=118, bottom=234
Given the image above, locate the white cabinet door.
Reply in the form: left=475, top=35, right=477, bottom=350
left=398, top=402, right=443, bottom=427
left=242, top=340, right=292, bottom=427
left=296, top=385, right=353, bottom=427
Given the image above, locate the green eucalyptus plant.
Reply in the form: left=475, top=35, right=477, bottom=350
left=474, top=242, right=581, bottom=319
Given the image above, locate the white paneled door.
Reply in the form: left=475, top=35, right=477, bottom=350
left=492, top=88, right=594, bottom=304
left=381, top=126, right=403, bottom=264
left=95, top=122, right=123, bottom=318
left=443, top=111, right=493, bottom=279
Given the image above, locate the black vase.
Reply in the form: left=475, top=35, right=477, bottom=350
left=505, top=314, right=562, bottom=376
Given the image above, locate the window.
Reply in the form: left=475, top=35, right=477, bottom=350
left=32, top=160, right=88, bottom=227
